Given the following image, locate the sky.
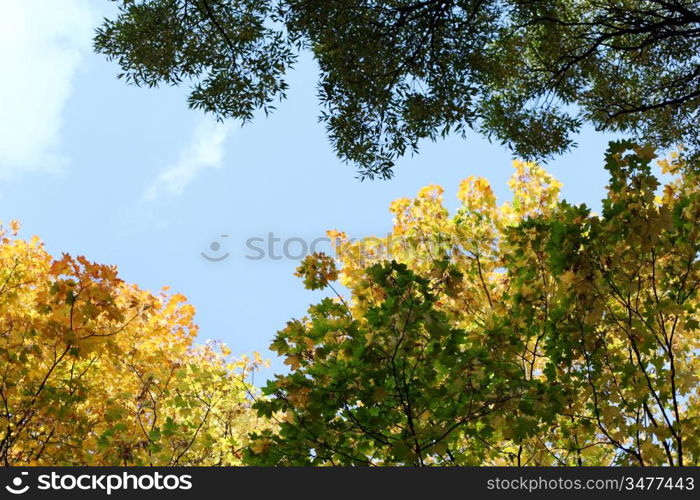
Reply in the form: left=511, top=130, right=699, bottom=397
left=0, top=0, right=637, bottom=380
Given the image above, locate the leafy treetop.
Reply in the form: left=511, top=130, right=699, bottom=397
left=0, top=222, right=268, bottom=465
left=96, top=1, right=700, bottom=178
left=246, top=142, right=700, bottom=465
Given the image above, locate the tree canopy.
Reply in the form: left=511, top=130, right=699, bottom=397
left=95, top=1, right=700, bottom=178
left=246, top=142, right=699, bottom=466
left=0, top=222, right=267, bottom=465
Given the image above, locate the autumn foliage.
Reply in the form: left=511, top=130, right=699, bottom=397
left=248, top=142, right=699, bottom=466
left=2, top=142, right=698, bottom=467
left=0, top=223, right=266, bottom=465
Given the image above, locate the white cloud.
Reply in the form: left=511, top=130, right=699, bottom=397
left=0, top=0, right=95, bottom=177
left=144, top=119, right=232, bottom=201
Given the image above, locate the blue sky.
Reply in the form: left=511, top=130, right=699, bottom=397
left=1, top=1, right=630, bottom=379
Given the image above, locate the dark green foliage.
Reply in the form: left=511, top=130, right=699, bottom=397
left=96, top=1, right=700, bottom=178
